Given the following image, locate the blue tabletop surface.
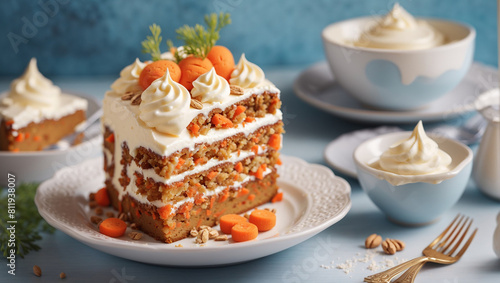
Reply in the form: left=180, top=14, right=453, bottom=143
left=1, top=66, right=500, bottom=283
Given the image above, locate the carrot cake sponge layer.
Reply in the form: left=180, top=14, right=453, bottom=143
left=102, top=53, right=283, bottom=243
left=0, top=58, right=87, bottom=151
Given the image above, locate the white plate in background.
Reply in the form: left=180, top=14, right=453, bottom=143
left=294, top=62, right=497, bottom=124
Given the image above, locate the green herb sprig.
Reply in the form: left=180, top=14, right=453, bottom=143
left=175, top=12, right=231, bottom=59
left=1, top=183, right=55, bottom=258
left=141, top=23, right=163, bottom=61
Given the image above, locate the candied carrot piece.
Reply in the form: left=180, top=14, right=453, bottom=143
left=194, top=157, right=204, bottom=165
left=238, top=188, right=249, bottom=197
left=186, top=187, right=197, bottom=198
left=14, top=133, right=24, bottom=142
left=95, top=188, right=110, bottom=207
left=188, top=123, right=200, bottom=136
left=234, top=105, right=246, bottom=117
left=235, top=162, right=243, bottom=173
left=209, top=196, right=215, bottom=209
left=211, top=114, right=233, bottom=128
left=268, top=134, right=281, bottom=150
left=194, top=194, right=206, bottom=205
left=178, top=202, right=194, bottom=214
left=276, top=158, right=282, bottom=165
left=158, top=204, right=173, bottom=220
left=99, top=218, right=127, bottom=238
left=219, top=191, right=229, bottom=203
left=105, top=133, right=115, bottom=143
left=247, top=194, right=255, bottom=201
left=255, top=164, right=267, bottom=180
left=249, top=209, right=276, bottom=232
left=272, top=192, right=283, bottom=203
left=219, top=214, right=247, bottom=234
left=245, top=117, right=255, bottom=123
left=207, top=171, right=218, bottom=180
left=251, top=145, right=259, bottom=155
left=231, top=222, right=258, bottom=242
left=176, top=158, right=185, bottom=169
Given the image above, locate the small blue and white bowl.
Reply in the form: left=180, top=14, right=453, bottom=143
left=353, top=131, right=473, bottom=225
left=322, top=17, right=475, bottom=111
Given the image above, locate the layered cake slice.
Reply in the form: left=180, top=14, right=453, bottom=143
left=102, top=15, right=283, bottom=243
left=0, top=58, right=87, bottom=151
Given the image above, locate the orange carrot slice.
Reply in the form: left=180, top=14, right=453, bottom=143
left=249, top=209, right=276, bottom=232
left=99, top=218, right=127, bottom=238
left=231, top=222, right=258, bottom=242
left=219, top=214, right=248, bottom=234
left=95, top=188, right=110, bottom=207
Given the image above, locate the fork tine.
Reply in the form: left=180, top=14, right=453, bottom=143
left=435, top=215, right=465, bottom=250
left=454, top=228, right=478, bottom=258
left=427, top=214, right=461, bottom=249
left=440, top=216, right=470, bottom=253
left=446, top=218, right=472, bottom=256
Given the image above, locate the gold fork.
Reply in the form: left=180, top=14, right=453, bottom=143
left=364, top=215, right=478, bottom=283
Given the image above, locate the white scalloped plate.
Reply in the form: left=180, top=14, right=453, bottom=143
left=35, top=155, right=351, bottom=266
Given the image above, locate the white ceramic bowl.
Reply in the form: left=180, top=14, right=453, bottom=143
left=0, top=93, right=102, bottom=187
left=353, top=131, right=473, bottom=225
left=322, top=17, right=475, bottom=110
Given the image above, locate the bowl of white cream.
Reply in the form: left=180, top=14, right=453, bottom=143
left=322, top=4, right=475, bottom=111
left=353, top=121, right=473, bottom=225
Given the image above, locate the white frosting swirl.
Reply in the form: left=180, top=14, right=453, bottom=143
left=111, top=58, right=146, bottom=93
left=354, top=3, right=445, bottom=50
left=379, top=121, right=452, bottom=175
left=139, top=69, right=191, bottom=136
left=191, top=67, right=230, bottom=103
left=230, top=54, right=265, bottom=88
left=7, top=58, right=61, bottom=107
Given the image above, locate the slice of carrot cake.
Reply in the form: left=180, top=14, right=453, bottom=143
left=0, top=58, right=87, bottom=151
left=102, top=15, right=283, bottom=243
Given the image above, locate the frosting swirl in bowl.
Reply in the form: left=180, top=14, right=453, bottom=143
left=7, top=58, right=61, bottom=107
left=139, top=69, right=191, bottom=136
left=377, top=120, right=452, bottom=175
left=354, top=3, right=445, bottom=50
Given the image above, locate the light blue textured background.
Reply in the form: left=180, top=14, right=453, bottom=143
left=0, top=0, right=497, bottom=77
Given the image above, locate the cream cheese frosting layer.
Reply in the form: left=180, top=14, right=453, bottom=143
left=103, top=80, right=280, bottom=157
left=353, top=3, right=445, bottom=50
